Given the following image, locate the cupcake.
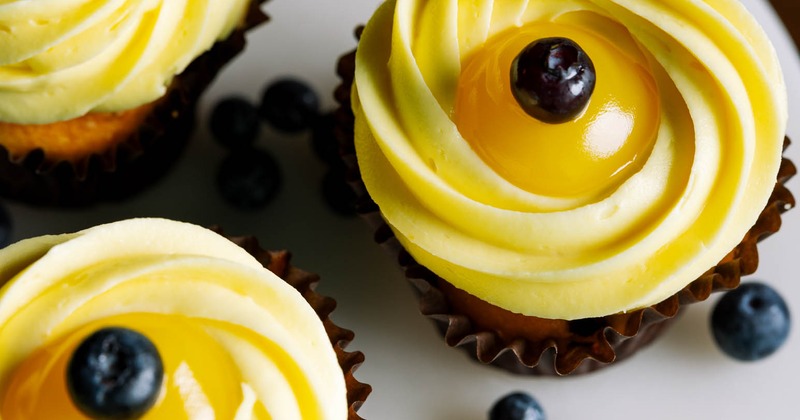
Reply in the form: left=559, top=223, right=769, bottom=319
left=335, top=0, right=795, bottom=375
left=0, top=1, right=268, bottom=206
left=0, top=218, right=370, bottom=418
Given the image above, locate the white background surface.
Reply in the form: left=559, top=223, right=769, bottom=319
left=4, top=0, right=800, bottom=419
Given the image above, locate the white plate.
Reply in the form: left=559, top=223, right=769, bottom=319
left=5, top=0, right=799, bottom=419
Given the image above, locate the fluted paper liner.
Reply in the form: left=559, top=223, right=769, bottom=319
left=0, top=0, right=268, bottom=207
left=333, top=30, right=796, bottom=375
left=222, top=231, right=372, bottom=418
left=768, top=0, right=800, bottom=51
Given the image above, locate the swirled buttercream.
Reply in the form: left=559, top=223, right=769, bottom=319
left=0, top=0, right=251, bottom=124
left=0, top=218, right=347, bottom=419
left=353, top=0, right=787, bottom=319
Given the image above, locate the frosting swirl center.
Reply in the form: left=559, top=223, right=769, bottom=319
left=454, top=15, right=661, bottom=197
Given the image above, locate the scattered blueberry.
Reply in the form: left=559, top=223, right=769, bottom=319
left=490, top=391, right=546, bottom=420
left=311, top=113, right=342, bottom=165
left=216, top=148, right=281, bottom=210
left=0, top=202, right=11, bottom=248
left=322, top=166, right=357, bottom=217
left=67, top=327, right=163, bottom=419
left=711, top=282, right=791, bottom=361
left=511, top=37, right=596, bottom=123
left=209, top=96, right=261, bottom=150
left=260, top=78, right=320, bottom=132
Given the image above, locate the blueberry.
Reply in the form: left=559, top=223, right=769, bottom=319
left=260, top=78, right=320, bottom=132
left=209, top=96, right=261, bottom=150
left=67, top=327, right=163, bottom=419
left=490, top=391, right=546, bottom=420
left=216, top=148, right=281, bottom=210
left=322, top=166, right=357, bottom=217
left=511, top=37, right=596, bottom=123
left=711, top=282, right=791, bottom=361
left=311, top=113, right=342, bottom=165
left=0, top=202, right=11, bottom=248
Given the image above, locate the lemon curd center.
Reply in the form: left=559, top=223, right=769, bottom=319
left=1, top=313, right=263, bottom=419
left=453, top=14, right=661, bottom=198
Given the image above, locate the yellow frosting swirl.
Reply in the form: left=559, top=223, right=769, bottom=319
left=0, top=0, right=251, bottom=124
left=0, top=218, right=347, bottom=419
left=353, top=0, right=787, bottom=319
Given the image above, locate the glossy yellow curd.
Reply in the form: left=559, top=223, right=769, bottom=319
left=353, top=0, right=787, bottom=319
left=0, top=219, right=347, bottom=419
left=0, top=0, right=251, bottom=124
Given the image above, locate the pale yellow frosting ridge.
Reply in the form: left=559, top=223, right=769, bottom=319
left=0, top=218, right=347, bottom=419
left=353, top=0, right=787, bottom=319
left=0, top=0, right=251, bottom=124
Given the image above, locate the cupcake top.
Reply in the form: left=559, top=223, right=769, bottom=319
left=352, top=0, right=787, bottom=319
left=0, top=0, right=252, bottom=124
left=0, top=218, right=348, bottom=419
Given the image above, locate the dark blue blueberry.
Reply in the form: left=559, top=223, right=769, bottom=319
left=311, top=113, right=342, bottom=165
left=209, top=96, right=261, bottom=150
left=216, top=148, right=281, bottom=210
left=511, top=37, right=596, bottom=123
left=260, top=78, right=320, bottom=132
left=322, top=165, right=356, bottom=217
left=711, top=282, right=791, bottom=361
left=67, top=327, right=163, bottom=419
left=0, top=202, right=11, bottom=249
left=490, top=391, right=546, bottom=420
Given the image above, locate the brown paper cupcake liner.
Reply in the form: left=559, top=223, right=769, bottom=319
left=0, top=0, right=269, bottom=207
left=220, top=230, right=371, bottom=418
left=333, top=30, right=796, bottom=375
left=768, top=0, right=800, bottom=50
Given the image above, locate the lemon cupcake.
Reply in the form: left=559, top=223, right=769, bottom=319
left=336, top=0, right=795, bottom=374
left=0, top=218, right=370, bottom=418
left=0, top=1, right=267, bottom=206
